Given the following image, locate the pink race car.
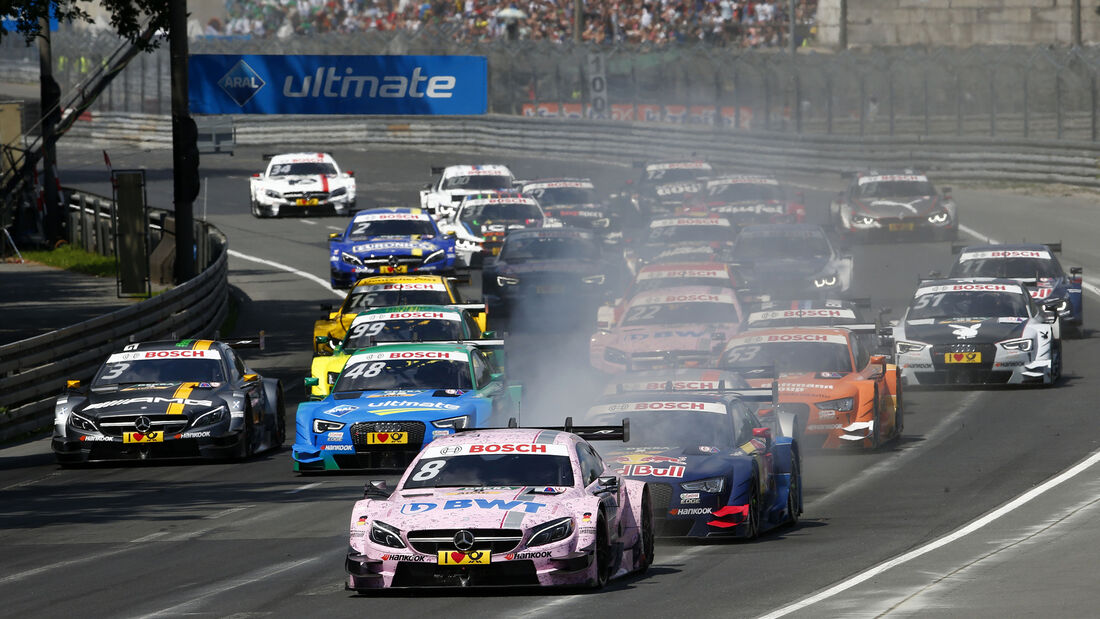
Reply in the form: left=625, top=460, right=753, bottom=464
left=345, top=422, right=654, bottom=590
left=590, top=285, right=744, bottom=373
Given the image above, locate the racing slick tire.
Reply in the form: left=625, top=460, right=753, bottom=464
left=870, top=384, right=882, bottom=450
left=1048, top=339, right=1063, bottom=387
left=744, top=477, right=761, bottom=540
left=639, top=488, right=655, bottom=573
left=250, top=199, right=266, bottom=218
left=894, top=377, right=904, bottom=439
left=274, top=386, right=287, bottom=447
left=238, top=403, right=256, bottom=460
left=784, top=455, right=801, bottom=527
left=591, top=515, right=613, bottom=589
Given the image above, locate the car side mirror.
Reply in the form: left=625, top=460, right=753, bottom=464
left=316, top=335, right=330, bottom=345
left=752, top=427, right=772, bottom=445
left=422, top=183, right=432, bottom=190
left=66, top=379, right=82, bottom=390
left=364, top=480, right=392, bottom=499
left=483, top=330, right=496, bottom=338
left=490, top=372, right=504, bottom=382
left=868, top=354, right=887, bottom=376
left=1040, top=309, right=1058, bottom=324
left=445, top=229, right=456, bottom=237
left=595, top=475, right=620, bottom=494
left=304, top=377, right=320, bottom=388
left=345, top=170, right=354, bottom=177
left=243, top=373, right=259, bottom=382
left=329, top=232, right=340, bottom=240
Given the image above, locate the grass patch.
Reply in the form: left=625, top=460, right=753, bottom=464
left=23, top=245, right=117, bottom=277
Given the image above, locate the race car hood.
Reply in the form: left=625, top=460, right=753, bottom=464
left=899, top=317, right=1028, bottom=344
left=852, top=195, right=938, bottom=218
left=307, top=390, right=479, bottom=421
left=76, top=383, right=227, bottom=419
left=359, top=486, right=580, bottom=527
left=740, top=256, right=833, bottom=282
left=645, top=181, right=705, bottom=203
left=341, top=238, right=448, bottom=257
left=542, top=205, right=606, bottom=220
left=747, top=372, right=858, bottom=401
left=638, top=241, right=734, bottom=262
left=603, top=445, right=750, bottom=481
left=261, top=175, right=351, bottom=192
left=496, top=258, right=601, bottom=276
left=598, top=323, right=741, bottom=355
left=467, top=219, right=543, bottom=237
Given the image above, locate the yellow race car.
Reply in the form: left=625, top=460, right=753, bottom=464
left=308, top=304, right=494, bottom=399
left=312, top=275, right=487, bottom=355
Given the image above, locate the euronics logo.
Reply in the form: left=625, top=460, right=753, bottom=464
left=217, top=59, right=265, bottom=107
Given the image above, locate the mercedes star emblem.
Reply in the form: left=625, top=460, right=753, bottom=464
left=134, top=416, right=153, bottom=434
left=453, top=529, right=476, bottom=552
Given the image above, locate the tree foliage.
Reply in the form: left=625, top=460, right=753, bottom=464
left=2, top=1, right=171, bottom=50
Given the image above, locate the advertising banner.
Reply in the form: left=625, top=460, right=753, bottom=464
left=189, top=54, right=487, bottom=115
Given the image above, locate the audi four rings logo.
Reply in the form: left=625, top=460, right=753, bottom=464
left=453, top=530, right=476, bottom=552
left=134, top=416, right=153, bottom=434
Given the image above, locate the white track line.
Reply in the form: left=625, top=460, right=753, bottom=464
left=299, top=219, right=318, bottom=225
left=134, top=557, right=323, bottom=618
left=286, top=482, right=323, bottom=494
left=226, top=249, right=344, bottom=299
left=958, top=223, right=1100, bottom=299
left=758, top=447, right=1100, bottom=619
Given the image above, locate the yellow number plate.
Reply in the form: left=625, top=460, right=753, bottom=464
left=365, top=432, right=408, bottom=445
left=944, top=352, right=982, bottom=363
left=437, top=550, right=491, bottom=565
left=888, top=222, right=915, bottom=231
left=123, top=431, right=164, bottom=443
left=379, top=265, right=408, bottom=274
left=296, top=198, right=320, bottom=206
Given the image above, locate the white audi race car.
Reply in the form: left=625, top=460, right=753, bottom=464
left=419, top=164, right=516, bottom=219
left=892, top=279, right=1062, bottom=386
left=249, top=152, right=356, bottom=218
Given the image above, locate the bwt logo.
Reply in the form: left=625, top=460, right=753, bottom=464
left=283, top=67, right=456, bottom=100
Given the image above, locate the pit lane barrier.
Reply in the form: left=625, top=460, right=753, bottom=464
left=64, top=112, right=1100, bottom=187
left=0, top=189, right=228, bottom=442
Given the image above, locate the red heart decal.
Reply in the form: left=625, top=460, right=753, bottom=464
left=451, top=552, right=465, bottom=563
left=377, top=433, right=389, bottom=443
left=953, top=354, right=964, bottom=361
left=134, top=433, right=145, bottom=440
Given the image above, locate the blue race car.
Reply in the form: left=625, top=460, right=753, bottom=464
left=948, top=242, right=1083, bottom=336
left=329, top=207, right=456, bottom=289
left=293, top=342, right=518, bottom=472
left=584, top=388, right=801, bottom=538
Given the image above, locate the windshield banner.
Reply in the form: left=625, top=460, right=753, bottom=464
left=189, top=54, right=487, bottom=115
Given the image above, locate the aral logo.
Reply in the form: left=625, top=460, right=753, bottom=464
left=218, top=59, right=266, bottom=107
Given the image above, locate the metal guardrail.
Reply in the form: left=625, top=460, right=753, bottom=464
left=0, top=189, right=229, bottom=441
left=64, top=112, right=1100, bottom=187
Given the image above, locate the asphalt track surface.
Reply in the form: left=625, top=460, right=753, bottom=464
left=3, top=144, right=1100, bottom=618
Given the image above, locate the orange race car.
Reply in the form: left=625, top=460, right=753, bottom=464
left=716, top=326, right=901, bottom=449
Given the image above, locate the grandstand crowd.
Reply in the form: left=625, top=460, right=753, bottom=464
left=209, top=0, right=817, bottom=47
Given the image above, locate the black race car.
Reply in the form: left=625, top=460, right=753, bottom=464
left=829, top=169, right=957, bottom=241
left=731, top=224, right=854, bottom=299
left=624, top=214, right=737, bottom=275
left=682, top=175, right=806, bottom=228
left=482, top=228, right=622, bottom=318
left=52, top=338, right=285, bottom=463
left=520, top=178, right=628, bottom=243
left=621, top=160, right=714, bottom=218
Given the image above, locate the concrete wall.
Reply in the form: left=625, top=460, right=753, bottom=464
left=817, top=0, right=1100, bottom=47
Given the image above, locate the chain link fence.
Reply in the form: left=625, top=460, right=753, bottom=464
left=3, top=29, right=1100, bottom=140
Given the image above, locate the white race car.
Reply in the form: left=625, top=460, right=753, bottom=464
left=892, top=278, right=1062, bottom=386
left=438, top=193, right=546, bottom=268
left=249, top=152, right=356, bottom=218
left=419, top=164, right=515, bottom=219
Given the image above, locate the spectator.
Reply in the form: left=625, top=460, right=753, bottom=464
left=205, top=0, right=816, bottom=47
